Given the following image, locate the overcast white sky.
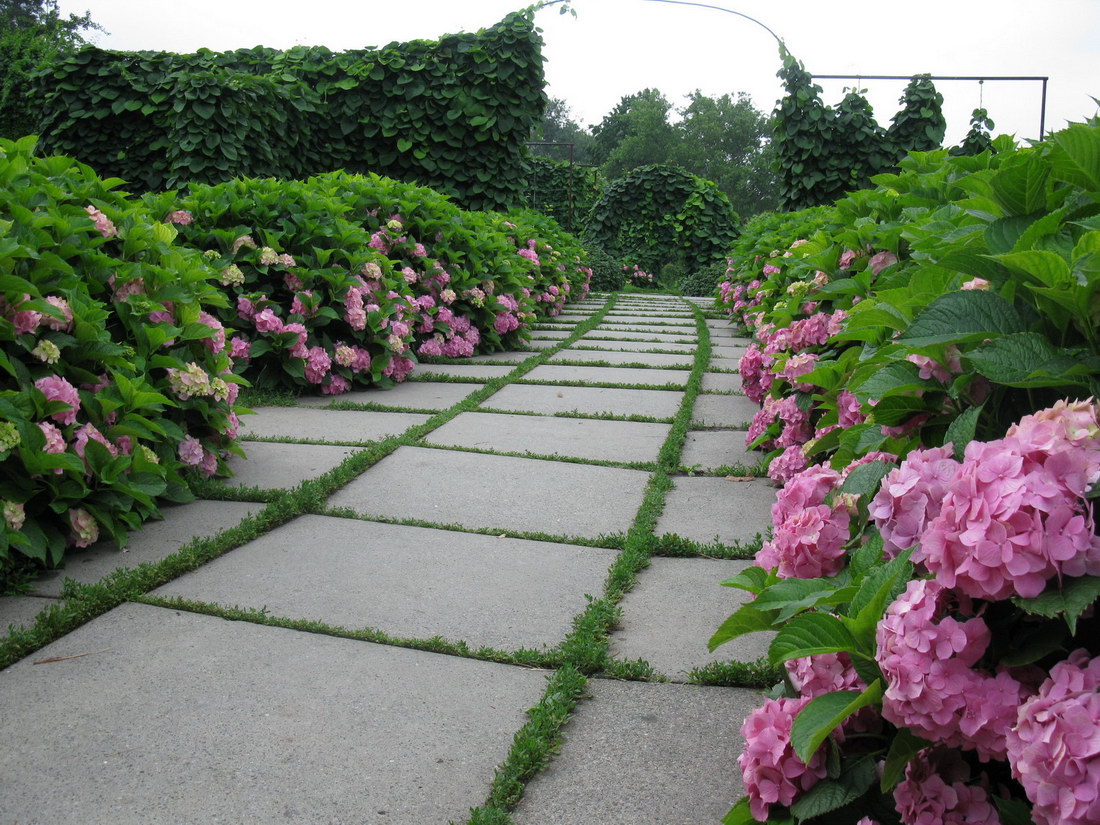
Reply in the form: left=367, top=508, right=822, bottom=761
left=58, top=0, right=1099, bottom=147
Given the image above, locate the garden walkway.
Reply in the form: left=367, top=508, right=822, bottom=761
left=0, top=292, right=774, bottom=824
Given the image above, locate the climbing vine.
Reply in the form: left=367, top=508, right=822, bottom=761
left=31, top=10, right=547, bottom=210
left=522, top=156, right=604, bottom=234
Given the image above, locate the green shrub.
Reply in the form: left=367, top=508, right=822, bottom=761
left=0, top=136, right=243, bottom=578
left=583, top=164, right=739, bottom=274
left=678, top=260, right=730, bottom=296
left=582, top=245, right=625, bottom=291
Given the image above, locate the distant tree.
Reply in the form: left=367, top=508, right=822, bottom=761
left=0, top=0, right=104, bottom=139
left=588, top=88, right=677, bottom=179
left=672, top=90, right=778, bottom=216
left=529, top=96, right=593, bottom=163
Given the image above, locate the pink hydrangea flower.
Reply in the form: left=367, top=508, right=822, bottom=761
left=876, top=579, right=1028, bottom=761
left=383, top=355, right=415, bottom=383
left=493, top=312, right=519, bottom=334
left=738, top=344, right=775, bottom=405
left=84, top=205, right=117, bottom=238
left=253, top=307, right=283, bottom=334
left=43, top=296, right=73, bottom=331
left=785, top=652, right=865, bottom=698
left=68, top=507, right=99, bottom=547
left=38, top=421, right=66, bottom=454
left=322, top=375, right=351, bottom=395
left=894, top=748, right=1000, bottom=825
left=178, top=436, right=204, bottom=466
left=837, top=390, right=866, bottom=428
left=198, top=311, right=225, bottom=354
left=768, top=445, right=808, bottom=484
left=868, top=250, right=898, bottom=275
left=1007, top=649, right=1100, bottom=825
left=165, top=210, right=193, bottom=225
left=779, top=352, right=818, bottom=391
left=870, top=444, right=959, bottom=562
left=198, top=449, right=218, bottom=478
left=738, top=696, right=827, bottom=821
left=304, top=346, right=332, bottom=384
left=35, top=375, right=80, bottom=425
left=229, top=336, right=251, bottom=360
left=73, top=423, right=117, bottom=461
left=961, top=277, right=990, bottom=291
left=755, top=502, right=850, bottom=578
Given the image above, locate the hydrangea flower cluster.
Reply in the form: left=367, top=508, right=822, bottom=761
left=876, top=579, right=1029, bottom=761
left=756, top=465, right=851, bottom=578
left=894, top=748, right=1001, bottom=825
left=870, top=444, right=959, bottom=563
left=1007, top=649, right=1100, bottom=825
left=738, top=696, right=828, bottom=820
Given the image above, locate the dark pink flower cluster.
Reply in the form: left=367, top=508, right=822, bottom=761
left=756, top=465, right=850, bottom=578
left=738, top=344, right=775, bottom=405
left=1007, top=649, right=1100, bottom=825
left=876, top=579, right=1029, bottom=761
left=894, top=748, right=1000, bottom=825
left=738, top=696, right=828, bottom=820
left=746, top=396, right=812, bottom=452
left=870, top=444, right=959, bottom=563
left=767, top=444, right=808, bottom=484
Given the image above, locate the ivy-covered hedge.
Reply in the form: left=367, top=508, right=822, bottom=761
left=712, top=119, right=1100, bottom=825
left=0, top=136, right=243, bottom=575
left=582, top=163, right=739, bottom=274
left=522, top=155, right=604, bottom=233
left=31, top=10, right=547, bottom=210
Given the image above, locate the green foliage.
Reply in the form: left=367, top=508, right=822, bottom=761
left=0, top=0, right=103, bottom=140
left=588, top=88, right=677, bottom=177
left=522, top=155, right=603, bottom=233
left=0, top=135, right=242, bottom=578
left=582, top=244, right=626, bottom=291
left=528, top=95, right=592, bottom=162
left=584, top=164, right=739, bottom=274
left=32, top=10, right=547, bottom=210
left=772, top=47, right=948, bottom=210
left=678, top=260, right=731, bottom=297
left=888, top=74, right=947, bottom=158
left=951, top=108, right=997, bottom=157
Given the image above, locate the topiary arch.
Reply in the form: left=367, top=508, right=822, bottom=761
left=582, top=164, right=739, bottom=274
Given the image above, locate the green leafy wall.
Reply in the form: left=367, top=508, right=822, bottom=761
left=31, top=10, right=546, bottom=211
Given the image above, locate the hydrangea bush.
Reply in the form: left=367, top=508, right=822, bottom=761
left=0, top=136, right=244, bottom=576
left=712, top=120, right=1100, bottom=825
left=145, top=174, right=590, bottom=392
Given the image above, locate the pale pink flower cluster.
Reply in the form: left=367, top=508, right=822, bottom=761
left=738, top=696, right=828, bottom=820
left=43, top=296, right=73, bottom=331
left=73, top=423, right=117, bottom=463
left=68, top=507, right=99, bottom=547
left=868, top=250, right=898, bottom=275
left=1007, top=649, right=1100, bottom=825
left=178, top=435, right=204, bottom=466
left=3, top=500, right=25, bottom=531
left=876, top=579, right=1028, bottom=761
left=757, top=465, right=849, bottom=578
left=738, top=344, right=774, bottom=404
left=870, top=444, right=959, bottom=562
left=165, top=209, right=193, bottom=225
left=768, top=444, right=808, bottom=484
left=837, top=389, right=866, bottom=428
left=84, top=205, right=117, bottom=238
left=894, top=748, right=1000, bottom=825
left=166, top=362, right=213, bottom=401
left=35, top=375, right=81, bottom=425
left=921, top=402, right=1100, bottom=601
left=779, top=352, right=818, bottom=391
left=785, top=652, right=865, bottom=698
left=746, top=396, right=812, bottom=451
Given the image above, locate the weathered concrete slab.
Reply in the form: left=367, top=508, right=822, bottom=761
left=602, top=314, right=695, bottom=325
left=680, top=430, right=759, bottom=472
left=528, top=329, right=572, bottom=339
left=599, top=323, right=697, bottom=336
left=583, top=330, right=696, bottom=344
left=523, top=338, right=559, bottom=349
left=32, top=500, right=264, bottom=597
left=242, top=407, right=429, bottom=443
left=0, top=603, right=546, bottom=825
left=513, top=679, right=755, bottom=825
left=611, top=558, right=774, bottom=679
left=0, top=596, right=56, bottom=633
left=701, top=371, right=744, bottom=393
left=712, top=337, right=752, bottom=349
left=426, top=411, right=671, bottom=463
left=463, top=350, right=532, bottom=364
left=482, top=384, right=683, bottom=419
left=224, top=442, right=360, bottom=490
left=522, top=364, right=691, bottom=387
left=155, top=516, right=616, bottom=651
left=296, top=381, right=484, bottom=411
left=657, top=476, right=775, bottom=546
left=327, top=446, right=649, bottom=539
left=708, top=326, right=740, bottom=337
left=551, top=349, right=694, bottom=369
left=710, top=351, right=748, bottom=369
left=411, top=363, right=514, bottom=380
left=572, top=340, right=696, bottom=353
left=692, top=394, right=759, bottom=427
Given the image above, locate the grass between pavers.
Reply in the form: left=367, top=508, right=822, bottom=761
left=547, top=357, right=695, bottom=370
left=687, top=656, right=783, bottom=688
left=509, top=377, right=687, bottom=392
left=565, top=344, right=696, bottom=356
left=0, top=295, right=622, bottom=670
left=650, top=531, right=764, bottom=561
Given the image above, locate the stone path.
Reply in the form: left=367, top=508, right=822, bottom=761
left=0, top=292, right=775, bottom=825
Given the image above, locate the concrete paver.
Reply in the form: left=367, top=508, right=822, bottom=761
left=0, top=596, right=56, bottom=633
left=692, top=394, right=760, bottom=427
left=658, top=476, right=775, bottom=546
left=611, top=558, right=774, bottom=679
left=223, top=441, right=360, bottom=489
left=701, top=371, right=744, bottom=393
left=551, top=349, right=694, bottom=368
left=411, top=363, right=515, bottom=380
left=482, top=384, right=683, bottom=419
left=522, top=364, right=691, bottom=387
left=155, top=516, right=616, bottom=651
left=327, top=446, right=650, bottom=539
left=295, top=380, right=484, bottom=411
left=427, top=411, right=671, bottom=463
left=680, top=431, right=759, bottom=472
left=513, top=680, right=755, bottom=825
left=0, top=603, right=546, bottom=825
left=241, top=407, right=429, bottom=443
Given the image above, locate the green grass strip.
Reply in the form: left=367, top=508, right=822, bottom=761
left=687, top=657, right=783, bottom=688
